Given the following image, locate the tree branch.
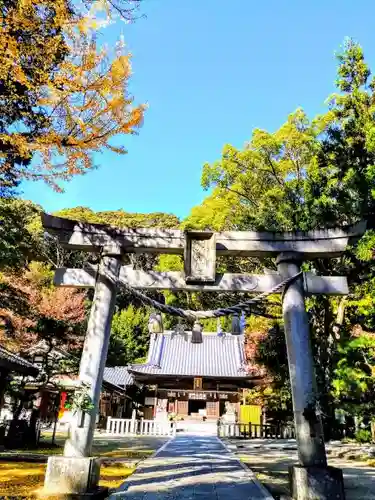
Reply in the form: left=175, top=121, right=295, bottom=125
left=225, top=187, right=259, bottom=207
left=265, top=153, right=285, bottom=186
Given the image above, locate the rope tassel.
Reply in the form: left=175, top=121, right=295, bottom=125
left=231, top=313, right=241, bottom=335
left=240, top=311, right=246, bottom=333
left=172, top=318, right=186, bottom=339
left=217, top=317, right=224, bottom=337
left=148, top=312, right=164, bottom=333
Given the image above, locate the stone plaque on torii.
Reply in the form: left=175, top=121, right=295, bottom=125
left=42, top=213, right=364, bottom=499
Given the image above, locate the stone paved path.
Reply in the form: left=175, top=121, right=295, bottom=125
left=109, top=435, right=273, bottom=499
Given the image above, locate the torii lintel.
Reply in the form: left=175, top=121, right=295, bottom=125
left=41, top=213, right=366, bottom=259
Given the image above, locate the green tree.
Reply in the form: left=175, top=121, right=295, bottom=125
left=332, top=332, right=375, bottom=416
left=107, top=305, right=149, bottom=366
left=54, top=207, right=180, bottom=228
left=0, top=198, right=41, bottom=270
left=191, top=39, right=375, bottom=435
left=0, top=198, right=88, bottom=272
left=201, top=108, right=321, bottom=232
left=306, top=38, right=375, bottom=228
left=181, top=189, right=241, bottom=231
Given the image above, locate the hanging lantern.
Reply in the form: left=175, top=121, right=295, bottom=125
left=217, top=317, right=224, bottom=337
left=156, top=312, right=163, bottom=331
left=231, top=313, right=241, bottom=335
left=148, top=312, right=163, bottom=333
left=191, top=320, right=203, bottom=344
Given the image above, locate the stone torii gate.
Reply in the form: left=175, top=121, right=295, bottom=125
left=42, top=213, right=364, bottom=499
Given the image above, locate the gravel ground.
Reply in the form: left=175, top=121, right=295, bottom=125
left=227, top=439, right=375, bottom=500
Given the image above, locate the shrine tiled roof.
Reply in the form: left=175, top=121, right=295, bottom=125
left=103, top=366, right=134, bottom=387
left=0, top=345, right=39, bottom=376
left=128, top=331, right=252, bottom=379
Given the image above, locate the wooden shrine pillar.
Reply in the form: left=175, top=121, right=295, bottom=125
left=153, top=384, right=158, bottom=418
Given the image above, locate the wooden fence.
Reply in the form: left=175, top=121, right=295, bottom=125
left=106, top=417, right=176, bottom=437
left=218, top=422, right=295, bottom=439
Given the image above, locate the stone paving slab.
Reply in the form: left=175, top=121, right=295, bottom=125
left=109, top=435, right=273, bottom=500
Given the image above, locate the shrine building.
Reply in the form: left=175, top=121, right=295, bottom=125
left=125, top=330, right=262, bottom=421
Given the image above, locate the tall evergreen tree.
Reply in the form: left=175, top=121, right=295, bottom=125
left=191, top=39, right=375, bottom=434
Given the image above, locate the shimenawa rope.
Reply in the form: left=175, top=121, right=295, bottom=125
left=121, top=271, right=303, bottom=320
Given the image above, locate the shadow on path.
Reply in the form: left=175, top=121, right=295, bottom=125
left=233, top=441, right=375, bottom=500
left=109, top=435, right=273, bottom=499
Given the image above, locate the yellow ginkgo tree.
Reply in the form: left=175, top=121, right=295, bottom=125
left=0, top=0, right=144, bottom=193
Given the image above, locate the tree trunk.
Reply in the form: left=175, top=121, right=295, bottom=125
left=371, top=421, right=375, bottom=443
left=321, top=296, right=347, bottom=441
left=0, top=370, right=9, bottom=449
left=26, top=408, right=40, bottom=446
left=7, top=399, right=25, bottom=447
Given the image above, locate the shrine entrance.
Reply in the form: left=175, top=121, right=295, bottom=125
left=41, top=212, right=364, bottom=499
left=188, top=397, right=206, bottom=418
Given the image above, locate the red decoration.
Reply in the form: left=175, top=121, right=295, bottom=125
left=58, top=391, right=67, bottom=419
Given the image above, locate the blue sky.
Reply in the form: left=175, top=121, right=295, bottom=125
left=21, top=0, right=375, bottom=219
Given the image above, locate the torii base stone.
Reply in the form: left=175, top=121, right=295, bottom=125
left=290, top=465, right=345, bottom=500
left=41, top=456, right=107, bottom=499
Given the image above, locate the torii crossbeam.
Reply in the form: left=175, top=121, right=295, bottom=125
left=42, top=213, right=363, bottom=499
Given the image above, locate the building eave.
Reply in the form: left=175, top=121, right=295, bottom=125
left=128, top=367, right=256, bottom=380
left=0, top=346, right=39, bottom=377
left=24, top=378, right=128, bottom=396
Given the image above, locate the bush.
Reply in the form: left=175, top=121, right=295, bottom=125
left=355, top=429, right=372, bottom=443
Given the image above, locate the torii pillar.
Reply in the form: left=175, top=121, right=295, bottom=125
left=43, top=251, right=122, bottom=498
left=277, top=252, right=345, bottom=499
left=64, top=252, right=122, bottom=457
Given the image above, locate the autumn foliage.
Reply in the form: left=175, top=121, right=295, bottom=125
left=244, top=330, right=268, bottom=378
left=0, top=0, right=145, bottom=192
left=0, top=270, right=86, bottom=351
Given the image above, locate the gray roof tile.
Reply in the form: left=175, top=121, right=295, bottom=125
left=129, top=331, right=249, bottom=378
left=103, top=366, right=134, bottom=387
left=0, top=346, right=39, bottom=376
